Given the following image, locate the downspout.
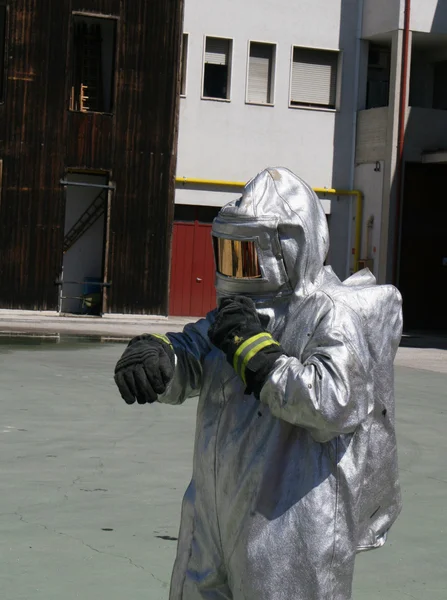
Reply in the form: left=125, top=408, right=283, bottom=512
left=393, top=0, right=411, bottom=284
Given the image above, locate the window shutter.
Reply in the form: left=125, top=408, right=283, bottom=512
left=205, top=38, right=229, bottom=65
left=248, top=43, right=273, bottom=104
left=291, top=48, right=338, bottom=107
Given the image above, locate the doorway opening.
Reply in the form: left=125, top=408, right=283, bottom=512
left=169, top=205, right=220, bottom=317
left=60, top=172, right=110, bottom=315
left=399, top=162, right=447, bottom=332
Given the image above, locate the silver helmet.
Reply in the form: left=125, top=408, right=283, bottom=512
left=212, top=167, right=329, bottom=301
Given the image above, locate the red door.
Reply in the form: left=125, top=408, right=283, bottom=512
left=169, top=220, right=216, bottom=316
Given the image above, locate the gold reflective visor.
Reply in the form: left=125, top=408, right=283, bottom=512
left=213, top=237, right=262, bottom=279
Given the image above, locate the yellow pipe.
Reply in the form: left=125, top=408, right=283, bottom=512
left=176, top=176, right=246, bottom=187
left=176, top=178, right=363, bottom=272
left=313, top=189, right=363, bottom=273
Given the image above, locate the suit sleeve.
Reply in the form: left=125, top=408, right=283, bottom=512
left=260, top=308, right=373, bottom=443
left=157, top=311, right=216, bottom=405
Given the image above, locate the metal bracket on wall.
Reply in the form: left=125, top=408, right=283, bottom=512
left=60, top=179, right=116, bottom=191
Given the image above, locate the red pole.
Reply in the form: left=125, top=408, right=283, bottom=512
left=393, top=0, right=411, bottom=285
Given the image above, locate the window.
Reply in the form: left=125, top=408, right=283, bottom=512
left=246, top=41, right=276, bottom=105
left=203, top=36, right=232, bottom=100
left=0, top=1, right=7, bottom=102
left=366, top=44, right=390, bottom=109
left=410, top=43, right=447, bottom=110
left=180, top=33, right=189, bottom=97
left=70, top=14, right=117, bottom=113
left=290, top=46, right=338, bottom=110
left=433, top=61, right=447, bottom=110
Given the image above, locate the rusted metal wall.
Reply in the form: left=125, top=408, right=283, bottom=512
left=0, top=0, right=183, bottom=314
left=0, top=1, right=68, bottom=310
left=107, top=0, right=183, bottom=315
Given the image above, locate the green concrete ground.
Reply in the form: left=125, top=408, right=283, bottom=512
left=0, top=334, right=446, bottom=600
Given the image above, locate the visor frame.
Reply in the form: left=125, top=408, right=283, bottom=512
left=211, top=216, right=292, bottom=298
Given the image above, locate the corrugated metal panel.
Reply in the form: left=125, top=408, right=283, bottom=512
left=72, top=0, right=120, bottom=15
left=0, top=0, right=68, bottom=310
left=0, top=0, right=183, bottom=314
left=191, top=223, right=215, bottom=316
left=169, top=222, right=216, bottom=317
left=106, top=0, right=183, bottom=315
left=66, top=112, right=114, bottom=169
left=169, top=222, right=195, bottom=316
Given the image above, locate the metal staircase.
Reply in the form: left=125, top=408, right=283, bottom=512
left=63, top=189, right=107, bottom=253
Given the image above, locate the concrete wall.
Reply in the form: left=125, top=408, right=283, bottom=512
left=177, top=0, right=360, bottom=279
left=177, top=0, right=358, bottom=191
left=362, top=0, right=402, bottom=39
left=405, top=106, right=447, bottom=160
left=362, top=0, right=447, bottom=38
left=355, top=107, right=388, bottom=163
left=62, top=174, right=107, bottom=313
left=409, top=49, right=435, bottom=108
left=410, top=43, right=447, bottom=109
left=411, top=0, right=447, bottom=34
left=354, top=162, right=385, bottom=279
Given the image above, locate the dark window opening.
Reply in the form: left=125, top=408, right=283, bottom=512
left=0, top=3, right=7, bottom=102
left=61, top=172, right=109, bottom=315
left=366, top=44, right=391, bottom=109
left=204, top=64, right=228, bottom=99
left=70, top=15, right=117, bottom=113
left=174, top=205, right=220, bottom=223
left=432, top=61, right=447, bottom=110
left=203, top=37, right=231, bottom=100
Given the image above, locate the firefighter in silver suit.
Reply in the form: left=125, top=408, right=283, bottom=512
left=114, top=167, right=403, bottom=600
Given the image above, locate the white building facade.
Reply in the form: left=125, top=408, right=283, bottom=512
left=171, top=0, right=447, bottom=331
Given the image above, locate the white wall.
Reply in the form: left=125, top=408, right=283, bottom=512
left=177, top=0, right=358, bottom=188
left=354, top=162, right=385, bottom=278
left=405, top=106, right=447, bottom=160
left=363, top=0, right=447, bottom=38
left=62, top=174, right=107, bottom=314
left=177, top=0, right=360, bottom=278
left=411, top=0, right=447, bottom=34
left=362, top=0, right=402, bottom=39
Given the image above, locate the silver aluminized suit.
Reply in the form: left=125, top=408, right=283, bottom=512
left=161, top=168, right=403, bottom=600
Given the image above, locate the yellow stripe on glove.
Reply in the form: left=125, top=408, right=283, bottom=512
left=151, top=334, right=173, bottom=349
left=233, top=332, right=280, bottom=385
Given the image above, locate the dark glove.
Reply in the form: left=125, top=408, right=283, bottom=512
left=208, top=296, right=285, bottom=398
left=114, top=334, right=175, bottom=405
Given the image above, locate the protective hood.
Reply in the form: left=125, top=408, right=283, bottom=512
left=212, top=167, right=329, bottom=300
